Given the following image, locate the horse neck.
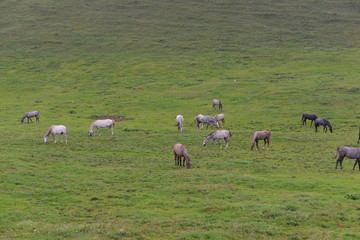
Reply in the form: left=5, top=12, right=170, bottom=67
left=21, top=114, right=26, bottom=121
left=45, top=127, right=53, bottom=136
left=251, top=133, right=258, bottom=145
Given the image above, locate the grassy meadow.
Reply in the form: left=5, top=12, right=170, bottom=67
left=1, top=0, right=360, bottom=239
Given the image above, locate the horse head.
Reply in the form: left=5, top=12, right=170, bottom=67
left=44, top=136, right=48, bottom=143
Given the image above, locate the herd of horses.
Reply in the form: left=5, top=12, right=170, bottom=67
left=21, top=100, right=360, bottom=170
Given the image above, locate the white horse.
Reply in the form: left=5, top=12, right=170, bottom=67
left=89, top=119, right=115, bottom=136
left=212, top=99, right=223, bottom=111
left=214, top=113, right=225, bottom=127
left=176, top=115, right=184, bottom=132
left=203, top=130, right=232, bottom=149
left=44, top=125, right=67, bottom=144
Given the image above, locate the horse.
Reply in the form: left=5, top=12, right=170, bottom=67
left=333, top=146, right=360, bottom=170
left=89, top=119, right=115, bottom=136
left=250, top=130, right=271, bottom=150
left=314, top=118, right=333, bottom=133
left=44, top=125, right=67, bottom=144
left=212, top=99, right=223, bottom=111
left=301, top=113, right=318, bottom=126
left=176, top=115, right=184, bottom=132
left=196, top=115, right=219, bottom=130
left=21, top=111, right=40, bottom=123
left=203, top=130, right=232, bottom=149
left=173, top=143, right=191, bottom=168
left=214, top=113, right=225, bottom=127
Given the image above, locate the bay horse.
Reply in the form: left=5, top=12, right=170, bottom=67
left=333, top=146, right=360, bottom=170
left=173, top=143, right=191, bottom=168
left=89, top=119, right=115, bottom=136
left=203, top=130, right=232, bottom=149
left=251, top=130, right=271, bottom=150
left=21, top=111, right=40, bottom=123
left=301, top=113, right=318, bottom=126
left=212, top=99, right=223, bottom=111
left=44, top=125, right=67, bottom=144
left=314, top=118, right=333, bottom=133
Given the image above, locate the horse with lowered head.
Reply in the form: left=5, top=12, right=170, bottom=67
left=302, top=113, right=318, bottom=126
left=44, top=125, right=67, bottom=144
left=315, top=118, right=333, bottom=133
left=214, top=113, right=225, bottom=127
left=176, top=115, right=184, bottom=132
left=212, top=99, right=223, bottom=111
left=173, top=143, right=191, bottom=168
left=196, top=115, right=219, bottom=130
left=251, top=130, right=271, bottom=150
left=21, top=111, right=40, bottom=123
left=333, top=146, right=360, bottom=170
left=203, top=130, right=232, bottom=149
left=89, top=119, right=115, bottom=136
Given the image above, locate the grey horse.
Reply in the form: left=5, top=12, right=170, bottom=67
left=196, top=115, right=219, bottom=130
left=203, top=130, right=232, bottom=149
left=21, top=111, right=40, bottom=123
left=333, top=146, right=360, bottom=170
left=212, top=99, right=223, bottom=111
left=315, top=118, right=333, bottom=133
left=302, top=113, right=318, bottom=126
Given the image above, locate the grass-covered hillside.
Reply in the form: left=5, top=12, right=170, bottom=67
left=1, top=0, right=360, bottom=239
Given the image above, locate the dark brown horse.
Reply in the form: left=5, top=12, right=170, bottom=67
left=301, top=113, right=318, bottom=126
left=251, top=130, right=271, bottom=150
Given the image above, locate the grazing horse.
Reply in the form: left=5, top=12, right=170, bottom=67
left=176, top=115, right=184, bottom=132
left=212, top=99, right=223, bottom=111
left=203, top=130, right=232, bottom=149
left=21, top=111, right=40, bottom=123
left=251, top=130, right=271, bottom=150
left=214, top=113, right=225, bottom=127
left=173, top=143, right=191, bottom=168
left=301, top=113, right=318, bottom=126
left=333, top=146, right=360, bottom=170
left=196, top=115, right=219, bottom=130
left=315, top=118, right=333, bottom=133
left=44, top=125, right=67, bottom=144
left=89, top=119, right=115, bottom=136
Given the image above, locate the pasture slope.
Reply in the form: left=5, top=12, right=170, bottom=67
left=0, top=0, right=360, bottom=239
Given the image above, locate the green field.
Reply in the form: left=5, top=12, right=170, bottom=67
left=1, top=0, right=360, bottom=239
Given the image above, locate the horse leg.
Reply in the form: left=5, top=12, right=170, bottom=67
left=324, top=126, right=327, bottom=132
left=111, top=126, right=114, bottom=135
left=353, top=159, right=358, bottom=170
left=336, top=156, right=344, bottom=170
left=315, top=125, right=318, bottom=132
left=256, top=140, right=259, bottom=150
left=53, top=134, right=57, bottom=144
left=262, top=139, right=266, bottom=150
left=217, top=139, right=221, bottom=149
left=224, top=138, right=229, bottom=149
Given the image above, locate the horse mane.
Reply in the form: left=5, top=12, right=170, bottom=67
left=250, top=132, right=257, bottom=148
left=45, top=126, right=53, bottom=136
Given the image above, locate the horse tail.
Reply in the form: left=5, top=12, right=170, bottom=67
left=228, top=131, right=232, bottom=138
left=112, top=120, right=115, bottom=127
left=268, top=131, right=272, bottom=144
left=219, top=101, right=223, bottom=110
left=332, top=147, right=340, bottom=159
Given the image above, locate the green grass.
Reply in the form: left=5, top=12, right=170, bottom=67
left=1, top=0, right=360, bottom=239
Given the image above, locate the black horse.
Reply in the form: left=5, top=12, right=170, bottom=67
left=314, top=118, right=333, bottom=133
left=301, top=113, right=318, bottom=126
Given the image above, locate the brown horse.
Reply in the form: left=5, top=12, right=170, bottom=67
left=250, top=130, right=271, bottom=150
left=173, top=143, right=191, bottom=169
